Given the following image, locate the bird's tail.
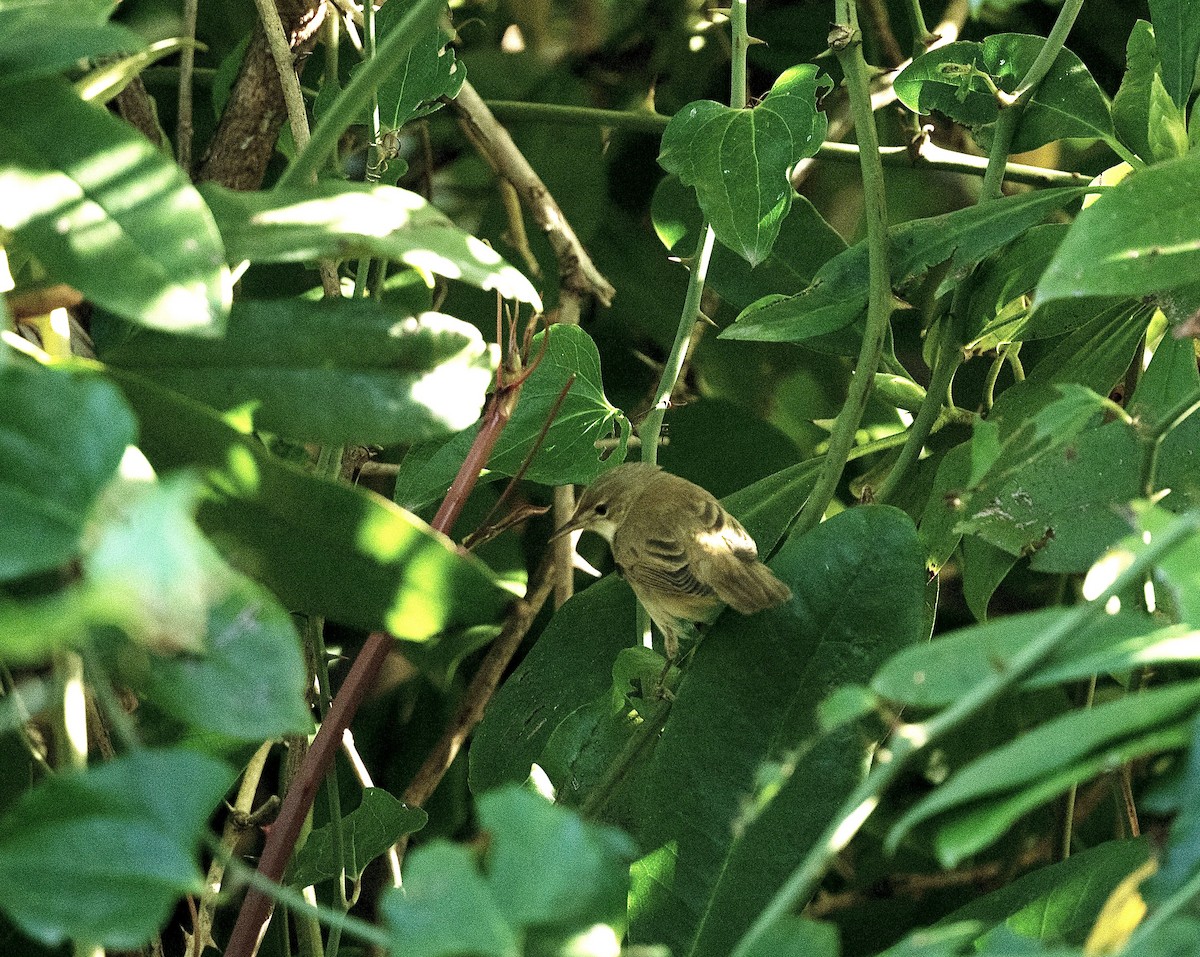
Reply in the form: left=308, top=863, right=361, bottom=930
left=711, top=559, right=792, bottom=614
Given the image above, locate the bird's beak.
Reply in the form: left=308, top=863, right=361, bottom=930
left=550, top=511, right=586, bottom=540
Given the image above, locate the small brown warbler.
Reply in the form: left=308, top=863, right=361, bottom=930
left=554, top=463, right=792, bottom=659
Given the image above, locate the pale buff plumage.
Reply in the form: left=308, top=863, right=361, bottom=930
left=555, top=463, right=792, bottom=658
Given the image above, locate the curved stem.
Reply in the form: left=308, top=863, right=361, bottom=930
left=1010, top=0, right=1086, bottom=100
left=795, top=3, right=892, bottom=532
left=875, top=314, right=963, bottom=504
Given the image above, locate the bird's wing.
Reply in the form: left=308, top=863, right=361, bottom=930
left=613, top=533, right=716, bottom=599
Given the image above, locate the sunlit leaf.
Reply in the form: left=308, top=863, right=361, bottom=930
left=199, top=181, right=541, bottom=308
left=0, top=80, right=230, bottom=333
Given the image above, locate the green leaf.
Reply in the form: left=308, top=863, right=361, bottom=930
left=889, top=681, right=1200, bottom=861
left=1149, top=0, right=1200, bottom=108
left=380, top=842, right=519, bottom=957
left=725, top=187, right=1090, bottom=343
left=943, top=838, right=1153, bottom=948
left=198, top=181, right=540, bottom=308
left=468, top=461, right=821, bottom=792
left=651, top=176, right=846, bottom=312
left=367, top=17, right=464, bottom=130
left=894, top=34, right=1114, bottom=153
left=379, top=786, right=634, bottom=957
left=1135, top=503, right=1200, bottom=628
left=0, top=2, right=144, bottom=84
left=658, top=66, right=830, bottom=265
left=288, top=789, right=427, bottom=888
left=74, top=38, right=194, bottom=105
left=1113, top=21, right=1160, bottom=165
left=741, top=918, right=839, bottom=957
left=628, top=507, right=926, bottom=957
left=872, top=606, right=1173, bottom=709
left=0, top=361, right=135, bottom=582
left=1036, top=151, right=1200, bottom=305
left=98, top=301, right=496, bottom=446
left=0, top=80, right=231, bottom=333
left=0, top=749, right=233, bottom=949
left=479, top=786, right=635, bottom=929
left=392, top=323, right=631, bottom=510
left=105, top=368, right=516, bottom=639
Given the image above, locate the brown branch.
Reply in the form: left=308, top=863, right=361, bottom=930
left=449, top=80, right=615, bottom=307
left=197, top=0, right=326, bottom=189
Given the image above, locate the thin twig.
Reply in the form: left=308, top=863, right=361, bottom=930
left=449, top=80, right=615, bottom=306
left=177, top=0, right=199, bottom=171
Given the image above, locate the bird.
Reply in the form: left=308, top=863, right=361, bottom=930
left=554, top=462, right=792, bottom=659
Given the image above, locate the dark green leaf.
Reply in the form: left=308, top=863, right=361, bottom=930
left=105, top=369, right=516, bottom=639
left=99, top=300, right=495, bottom=446
left=393, top=323, right=631, bottom=510
left=198, top=181, right=540, bottom=307
left=658, top=66, right=830, bottom=265
left=959, top=536, right=1018, bottom=621
left=1113, top=21, right=1160, bottom=165
left=367, top=17, right=463, bottom=130
left=480, top=786, right=635, bottom=929
left=725, top=187, right=1090, bottom=343
left=943, top=838, right=1153, bottom=948
left=651, top=175, right=846, bottom=311
left=380, top=842, right=519, bottom=957
left=889, top=681, right=1200, bottom=860
left=1036, top=151, right=1200, bottom=305
left=629, top=507, right=926, bottom=957
left=0, top=750, right=232, bottom=948
left=0, top=80, right=230, bottom=333
left=0, top=361, right=134, bottom=581
left=741, top=917, right=839, bottom=957
left=288, top=789, right=427, bottom=888
left=1149, top=0, right=1200, bottom=108
left=0, top=2, right=144, bottom=84
left=895, top=35, right=1114, bottom=153
left=872, top=606, right=1172, bottom=708
left=1136, top=503, right=1200, bottom=629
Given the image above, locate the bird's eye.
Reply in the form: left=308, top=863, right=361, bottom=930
left=594, top=503, right=608, bottom=517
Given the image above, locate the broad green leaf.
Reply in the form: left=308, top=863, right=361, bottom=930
left=1149, top=0, right=1200, bottom=108
left=379, top=787, right=633, bottom=957
left=98, top=301, right=496, bottom=446
left=287, top=789, right=427, bottom=888
left=0, top=80, right=231, bottom=333
left=872, top=606, right=1173, bottom=708
left=959, top=535, right=1019, bottom=621
left=658, top=66, right=830, bottom=265
left=1113, top=21, right=1160, bottom=165
left=1036, top=151, right=1200, bottom=305
left=919, top=441, right=972, bottom=574
left=84, top=475, right=312, bottom=738
left=0, top=361, right=134, bottom=581
left=894, top=35, right=1114, bottom=153
left=958, top=385, right=1134, bottom=565
left=725, top=187, right=1090, bottom=343
left=1147, top=73, right=1190, bottom=161
left=628, top=507, right=926, bottom=957
left=380, top=843, right=519, bottom=957
left=942, top=838, right=1153, bottom=948
left=929, top=721, right=1191, bottom=866
left=0, top=2, right=143, bottom=84
left=889, top=681, right=1200, bottom=859
left=741, top=918, right=839, bottom=957
left=468, top=460, right=821, bottom=792
left=480, top=786, right=635, bottom=930
left=366, top=16, right=463, bottom=130
left=1146, top=716, right=1200, bottom=903
left=651, top=174, right=847, bottom=311
left=105, top=369, right=516, bottom=640
left=392, top=323, right=631, bottom=510
left=1135, top=503, right=1200, bottom=628
left=0, top=750, right=232, bottom=949
left=198, top=181, right=541, bottom=308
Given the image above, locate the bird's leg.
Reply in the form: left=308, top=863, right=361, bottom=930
left=653, top=625, right=681, bottom=700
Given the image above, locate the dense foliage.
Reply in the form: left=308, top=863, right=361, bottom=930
left=3, top=1, right=1200, bottom=956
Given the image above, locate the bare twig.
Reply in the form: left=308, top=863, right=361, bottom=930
left=449, top=80, right=615, bottom=306
left=177, top=0, right=199, bottom=170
